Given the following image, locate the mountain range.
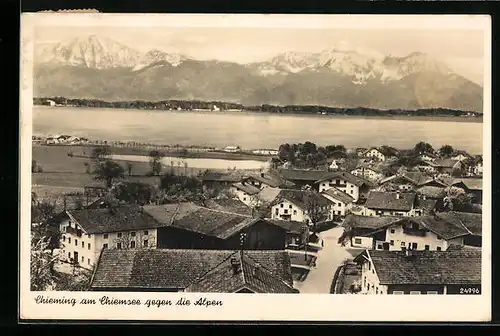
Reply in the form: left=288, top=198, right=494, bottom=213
left=33, top=35, right=483, bottom=112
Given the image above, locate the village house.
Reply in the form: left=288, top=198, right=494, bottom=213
left=316, top=172, right=374, bottom=203
left=351, top=165, right=385, bottom=182
left=56, top=204, right=161, bottom=270
left=451, top=178, right=483, bottom=204
left=200, top=170, right=246, bottom=189
left=470, top=156, right=483, bottom=176
left=450, top=151, right=472, bottom=162
left=415, top=186, right=447, bottom=201
left=418, top=152, right=438, bottom=162
left=270, top=189, right=332, bottom=225
left=251, top=149, right=279, bottom=156
left=321, top=187, right=355, bottom=217
left=361, top=147, right=398, bottom=162
left=90, top=249, right=298, bottom=293
left=353, top=248, right=481, bottom=295
left=363, top=191, right=420, bottom=217
left=266, top=219, right=309, bottom=250
left=230, top=181, right=261, bottom=206
left=421, top=158, right=465, bottom=177
left=223, top=145, right=241, bottom=153
left=277, top=169, right=339, bottom=190
left=242, top=172, right=295, bottom=189
left=202, top=198, right=253, bottom=217
left=379, top=172, right=450, bottom=191
left=342, top=211, right=481, bottom=252
left=144, top=203, right=289, bottom=250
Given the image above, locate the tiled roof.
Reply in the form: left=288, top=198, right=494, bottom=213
left=316, top=171, right=375, bottom=187
left=142, top=202, right=200, bottom=226
left=200, top=170, right=246, bottom=182
left=406, top=216, right=470, bottom=240
left=257, top=187, right=282, bottom=204
left=184, top=251, right=298, bottom=293
left=364, top=191, right=416, bottom=211
left=91, top=249, right=295, bottom=292
left=437, top=211, right=482, bottom=236
left=452, top=178, right=483, bottom=191
left=359, top=249, right=481, bottom=285
left=435, top=159, right=461, bottom=168
left=66, top=205, right=162, bottom=234
left=415, top=198, right=438, bottom=215
left=277, top=169, right=337, bottom=182
left=342, top=215, right=400, bottom=230
left=232, top=182, right=261, bottom=195
left=273, top=189, right=331, bottom=209
left=321, top=187, right=355, bottom=204
left=416, top=186, right=447, bottom=199
left=245, top=173, right=294, bottom=188
left=203, top=198, right=253, bottom=216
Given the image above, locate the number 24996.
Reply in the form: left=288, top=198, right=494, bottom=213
left=460, top=287, right=480, bottom=294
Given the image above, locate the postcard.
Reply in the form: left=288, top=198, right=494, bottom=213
left=20, top=13, right=491, bottom=322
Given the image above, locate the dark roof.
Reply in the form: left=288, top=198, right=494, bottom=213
left=266, top=219, right=306, bottom=234
left=66, top=205, right=162, bottom=234
left=232, top=182, right=261, bottom=195
left=316, top=171, right=374, bottom=187
left=364, top=191, right=416, bottom=211
left=91, top=249, right=295, bottom=292
left=203, top=198, right=253, bottom=216
left=435, top=159, right=461, bottom=168
left=342, top=215, right=400, bottom=230
left=437, top=211, right=482, bottom=236
left=142, top=203, right=201, bottom=226
left=356, top=249, right=481, bottom=285
left=414, top=198, right=438, bottom=215
left=406, top=216, right=470, bottom=240
left=321, top=187, right=355, bottom=204
left=401, top=172, right=434, bottom=186
left=452, top=178, right=483, bottom=191
left=170, top=207, right=257, bottom=239
left=273, top=189, right=331, bottom=209
left=200, top=170, right=245, bottom=182
left=416, top=186, right=447, bottom=199
left=244, top=173, right=294, bottom=188
left=277, top=169, right=337, bottom=183
left=184, top=251, right=298, bottom=293
left=363, top=147, right=398, bottom=157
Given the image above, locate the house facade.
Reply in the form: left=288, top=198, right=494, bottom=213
left=362, top=148, right=387, bottom=162
left=230, top=182, right=261, bottom=206
left=363, top=191, right=419, bottom=217
left=351, top=166, right=384, bottom=182
left=316, top=172, right=373, bottom=202
left=321, top=187, right=355, bottom=217
left=270, top=189, right=332, bottom=225
left=354, top=249, right=481, bottom=295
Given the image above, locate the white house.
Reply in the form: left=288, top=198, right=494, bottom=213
left=316, top=172, right=373, bottom=202
left=353, top=248, right=481, bottom=295
left=224, top=146, right=241, bottom=153
left=351, top=166, right=385, bottom=182
left=230, top=182, right=261, bottom=206
left=57, top=205, right=161, bottom=270
left=363, top=191, right=420, bottom=217
left=321, top=187, right=355, bottom=217
left=361, top=147, right=397, bottom=162
left=46, top=99, right=57, bottom=106
left=270, top=189, right=332, bottom=225
left=252, top=149, right=279, bottom=156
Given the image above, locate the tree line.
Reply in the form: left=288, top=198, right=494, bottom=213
left=33, top=97, right=482, bottom=118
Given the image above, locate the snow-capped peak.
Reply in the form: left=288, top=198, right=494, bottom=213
left=133, top=49, right=187, bottom=71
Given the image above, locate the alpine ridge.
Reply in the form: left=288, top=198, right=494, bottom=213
left=33, top=35, right=483, bottom=112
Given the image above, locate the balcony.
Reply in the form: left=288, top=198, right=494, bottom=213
left=65, top=226, right=83, bottom=237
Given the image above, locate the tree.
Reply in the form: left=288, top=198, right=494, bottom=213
left=30, top=236, right=59, bottom=291
left=92, top=159, right=125, bottom=189
left=304, top=191, right=329, bottom=233
left=111, top=181, right=154, bottom=205
left=439, top=145, right=454, bottom=158
left=91, top=146, right=112, bottom=162
left=148, top=150, right=164, bottom=176
left=442, top=186, right=475, bottom=212
left=126, top=162, right=133, bottom=176
left=413, top=142, right=434, bottom=155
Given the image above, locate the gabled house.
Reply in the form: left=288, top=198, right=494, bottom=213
left=230, top=182, right=261, bottom=206
left=451, top=151, right=472, bottom=162
left=203, top=198, right=253, bottom=217
left=416, top=186, right=447, bottom=201
left=321, top=187, right=355, bottom=217
left=316, top=172, right=374, bottom=203
left=200, top=170, right=246, bottom=188
left=265, top=219, right=308, bottom=250
left=433, top=159, right=465, bottom=176
left=277, top=169, right=338, bottom=190
left=270, top=189, right=332, bottom=225
left=242, top=172, right=295, bottom=189
left=341, top=215, right=401, bottom=248
left=361, top=147, right=398, bottom=162
left=353, top=249, right=481, bottom=295
left=451, top=178, right=483, bottom=204
left=145, top=204, right=288, bottom=250
left=90, top=249, right=298, bottom=293
left=350, top=165, right=385, bottom=182
left=418, top=152, right=438, bottom=162
left=363, top=191, right=420, bottom=217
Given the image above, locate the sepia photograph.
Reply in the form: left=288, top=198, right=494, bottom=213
left=20, top=13, right=491, bottom=321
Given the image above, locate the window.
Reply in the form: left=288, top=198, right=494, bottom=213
left=412, top=242, right=418, bottom=249
left=338, top=203, right=341, bottom=207
left=425, top=245, right=430, bottom=250
left=392, top=291, right=404, bottom=295
left=143, top=240, right=148, bottom=247
left=130, top=241, right=136, bottom=248
left=401, top=242, right=405, bottom=247
left=88, top=243, right=91, bottom=250
left=144, top=231, right=149, bottom=236
left=376, top=287, right=378, bottom=294
left=289, top=205, right=292, bottom=209
left=68, top=237, right=71, bottom=243
left=350, top=190, right=353, bottom=194
left=117, top=243, right=122, bottom=249
left=75, top=239, right=78, bottom=246
left=103, top=234, right=108, bottom=239
left=68, top=220, right=72, bottom=228
left=131, top=232, right=136, bottom=237
left=337, top=211, right=341, bottom=215
left=87, top=234, right=91, bottom=238
left=390, top=229, right=395, bottom=234
left=68, top=252, right=71, bottom=259
left=81, top=241, right=84, bottom=248
left=243, top=197, right=246, bottom=201
left=81, top=256, right=84, bottom=263
left=62, top=235, right=66, bottom=242
left=88, top=258, right=90, bottom=265
left=284, top=209, right=288, bottom=214
left=117, top=232, right=122, bottom=238
left=280, top=204, right=284, bottom=208
left=363, top=276, right=366, bottom=287
left=390, top=240, right=394, bottom=246
left=410, top=291, right=421, bottom=295
left=368, top=262, right=371, bottom=270
left=437, top=246, right=442, bottom=251
left=377, top=245, right=382, bottom=250
left=437, top=236, right=442, bottom=240
left=293, top=210, right=297, bottom=215
left=275, top=209, right=279, bottom=215
left=427, top=291, right=438, bottom=295
left=103, top=243, right=108, bottom=249
left=354, top=238, right=362, bottom=245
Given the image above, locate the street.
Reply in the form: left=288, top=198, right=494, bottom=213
left=294, top=226, right=361, bottom=294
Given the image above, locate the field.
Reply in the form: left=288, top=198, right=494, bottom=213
left=31, top=145, right=202, bottom=189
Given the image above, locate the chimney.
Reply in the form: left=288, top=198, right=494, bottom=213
left=230, top=257, right=241, bottom=275
left=261, top=172, right=265, bottom=178
left=253, top=263, right=261, bottom=276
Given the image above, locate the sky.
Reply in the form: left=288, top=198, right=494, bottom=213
left=35, top=26, right=486, bottom=84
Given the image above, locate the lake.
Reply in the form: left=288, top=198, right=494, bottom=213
left=32, top=106, right=484, bottom=155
